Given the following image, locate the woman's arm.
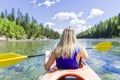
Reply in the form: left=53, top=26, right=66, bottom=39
left=81, top=46, right=89, bottom=59
left=44, top=51, right=56, bottom=70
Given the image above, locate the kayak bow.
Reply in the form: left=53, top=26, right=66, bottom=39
left=39, top=51, right=101, bottom=80
left=40, top=62, right=101, bottom=80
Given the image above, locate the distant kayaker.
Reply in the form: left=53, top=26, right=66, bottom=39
left=44, top=27, right=89, bottom=70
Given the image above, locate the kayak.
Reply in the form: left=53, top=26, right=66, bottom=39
left=40, top=62, right=101, bottom=80
left=39, top=51, right=101, bottom=80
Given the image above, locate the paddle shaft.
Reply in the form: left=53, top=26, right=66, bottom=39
left=28, top=47, right=93, bottom=58
left=28, top=54, right=45, bottom=58
left=86, top=48, right=92, bottom=49
left=0, top=41, right=111, bottom=68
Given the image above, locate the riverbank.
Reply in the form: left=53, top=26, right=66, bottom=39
left=0, top=36, right=6, bottom=41
left=0, top=36, right=49, bottom=42
left=1, top=36, right=119, bottom=42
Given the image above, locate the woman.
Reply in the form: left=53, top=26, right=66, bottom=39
left=44, top=27, right=89, bottom=70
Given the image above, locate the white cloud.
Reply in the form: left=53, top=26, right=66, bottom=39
left=37, top=0, right=55, bottom=7
left=75, top=25, right=93, bottom=34
left=52, top=24, right=92, bottom=34
left=87, top=8, right=104, bottom=19
left=54, top=28, right=63, bottom=34
left=87, top=25, right=93, bottom=29
left=52, top=12, right=76, bottom=20
left=75, top=25, right=86, bottom=34
left=52, top=11, right=84, bottom=21
left=52, top=11, right=86, bottom=30
left=56, top=0, right=60, bottom=2
left=30, top=0, right=37, bottom=5
left=44, top=22, right=55, bottom=28
left=77, top=12, right=84, bottom=18
left=69, top=18, right=86, bottom=25
left=30, top=0, right=61, bottom=7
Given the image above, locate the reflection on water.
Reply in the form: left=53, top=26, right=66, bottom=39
left=0, top=39, right=120, bottom=80
left=0, top=40, right=55, bottom=55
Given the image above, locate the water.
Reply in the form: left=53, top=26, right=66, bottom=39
left=0, top=39, right=120, bottom=80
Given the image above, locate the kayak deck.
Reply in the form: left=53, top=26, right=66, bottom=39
left=39, top=51, right=101, bottom=80
left=39, top=61, right=101, bottom=80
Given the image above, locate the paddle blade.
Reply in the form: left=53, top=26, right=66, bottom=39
left=0, top=53, right=27, bottom=68
left=93, top=42, right=112, bottom=51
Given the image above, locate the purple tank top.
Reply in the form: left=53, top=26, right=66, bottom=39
left=56, top=48, right=80, bottom=69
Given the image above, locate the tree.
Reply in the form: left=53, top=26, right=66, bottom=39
left=118, top=13, right=120, bottom=25
left=7, top=8, right=15, bottom=21
left=0, top=12, right=4, bottom=19
left=77, top=13, right=120, bottom=38
left=0, top=9, right=60, bottom=39
left=11, top=8, right=15, bottom=21
left=5, top=9, right=8, bottom=18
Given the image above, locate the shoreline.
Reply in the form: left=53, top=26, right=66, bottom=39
left=0, top=36, right=120, bottom=42
left=0, top=36, right=49, bottom=42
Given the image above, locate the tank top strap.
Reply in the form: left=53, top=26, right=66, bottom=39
left=73, top=48, right=80, bottom=59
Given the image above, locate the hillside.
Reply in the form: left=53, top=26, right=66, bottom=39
left=0, top=8, right=60, bottom=41
left=77, top=13, right=120, bottom=38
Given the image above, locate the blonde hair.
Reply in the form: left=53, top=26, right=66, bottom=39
left=54, top=27, right=80, bottom=58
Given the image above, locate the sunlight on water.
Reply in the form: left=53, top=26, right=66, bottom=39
left=0, top=39, right=120, bottom=80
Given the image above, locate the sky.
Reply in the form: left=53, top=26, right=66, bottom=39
left=0, top=0, right=120, bottom=34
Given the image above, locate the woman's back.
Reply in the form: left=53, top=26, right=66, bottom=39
left=56, top=48, right=80, bottom=69
left=44, top=27, right=89, bottom=70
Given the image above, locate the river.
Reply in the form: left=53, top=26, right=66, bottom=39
left=0, top=39, right=120, bottom=80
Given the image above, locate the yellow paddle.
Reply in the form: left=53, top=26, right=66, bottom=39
left=0, top=53, right=45, bottom=68
left=86, top=41, right=112, bottom=51
left=0, top=41, right=112, bottom=68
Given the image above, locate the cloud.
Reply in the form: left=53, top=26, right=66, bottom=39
left=51, top=24, right=92, bottom=34
left=30, top=0, right=37, bottom=5
left=69, top=18, right=86, bottom=25
left=37, top=0, right=55, bottom=7
left=52, top=12, right=76, bottom=20
left=53, top=25, right=92, bottom=34
left=56, top=0, right=60, bottom=2
left=75, top=25, right=93, bottom=34
left=44, top=22, right=55, bottom=28
left=52, top=11, right=86, bottom=31
left=54, top=28, right=63, bottom=34
left=87, top=8, right=104, bottom=19
left=52, top=11, right=84, bottom=21
left=30, top=0, right=61, bottom=7
left=77, top=12, right=84, bottom=18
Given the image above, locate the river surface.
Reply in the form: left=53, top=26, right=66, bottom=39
left=0, top=39, right=120, bottom=80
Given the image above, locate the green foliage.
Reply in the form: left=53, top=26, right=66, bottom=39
left=0, top=12, right=4, bottom=19
left=0, top=18, right=26, bottom=39
left=118, top=26, right=120, bottom=30
left=77, top=13, right=120, bottom=38
left=0, top=8, right=60, bottom=40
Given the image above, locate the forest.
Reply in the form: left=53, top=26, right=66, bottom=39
left=77, top=13, right=120, bottom=38
left=0, top=8, right=60, bottom=40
